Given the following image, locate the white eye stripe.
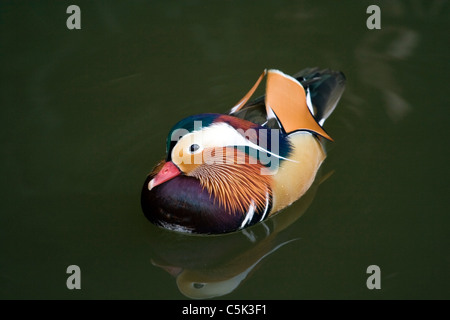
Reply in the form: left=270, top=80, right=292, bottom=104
left=172, top=122, right=298, bottom=163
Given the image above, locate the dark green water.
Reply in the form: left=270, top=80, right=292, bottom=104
left=1, top=0, right=449, bottom=299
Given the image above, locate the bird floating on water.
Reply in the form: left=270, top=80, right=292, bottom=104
left=141, top=68, right=346, bottom=234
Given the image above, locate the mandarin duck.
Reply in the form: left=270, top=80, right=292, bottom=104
left=141, top=68, right=345, bottom=234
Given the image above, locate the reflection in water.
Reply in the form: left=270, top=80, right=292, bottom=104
left=356, top=26, right=418, bottom=122
left=146, top=169, right=331, bottom=299
left=356, top=0, right=446, bottom=123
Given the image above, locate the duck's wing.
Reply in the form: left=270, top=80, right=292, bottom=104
left=230, top=95, right=282, bottom=130
left=229, top=71, right=275, bottom=128
left=229, top=69, right=345, bottom=141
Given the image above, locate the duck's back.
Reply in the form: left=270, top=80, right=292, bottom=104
left=231, top=68, right=346, bottom=130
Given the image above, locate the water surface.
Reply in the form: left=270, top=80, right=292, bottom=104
left=1, top=0, right=449, bottom=299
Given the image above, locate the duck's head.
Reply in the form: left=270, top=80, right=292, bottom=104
left=141, top=113, right=288, bottom=234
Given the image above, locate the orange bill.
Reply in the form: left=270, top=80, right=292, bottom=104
left=265, top=70, right=333, bottom=140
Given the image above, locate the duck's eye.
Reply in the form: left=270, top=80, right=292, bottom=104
left=193, top=283, right=205, bottom=289
left=189, top=144, right=200, bottom=153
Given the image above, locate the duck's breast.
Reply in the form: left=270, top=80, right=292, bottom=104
left=270, top=132, right=326, bottom=214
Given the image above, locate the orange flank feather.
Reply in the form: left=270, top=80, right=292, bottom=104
left=231, top=69, right=332, bottom=141
left=188, top=147, right=271, bottom=215
left=265, top=70, right=332, bottom=140
left=230, top=71, right=266, bottom=113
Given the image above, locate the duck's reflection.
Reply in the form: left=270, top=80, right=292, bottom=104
left=146, top=169, right=331, bottom=299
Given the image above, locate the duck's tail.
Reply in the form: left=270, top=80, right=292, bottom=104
left=293, top=68, right=346, bottom=126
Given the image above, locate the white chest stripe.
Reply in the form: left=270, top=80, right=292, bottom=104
left=239, top=191, right=270, bottom=230
left=240, top=201, right=256, bottom=229
left=260, top=191, right=270, bottom=222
